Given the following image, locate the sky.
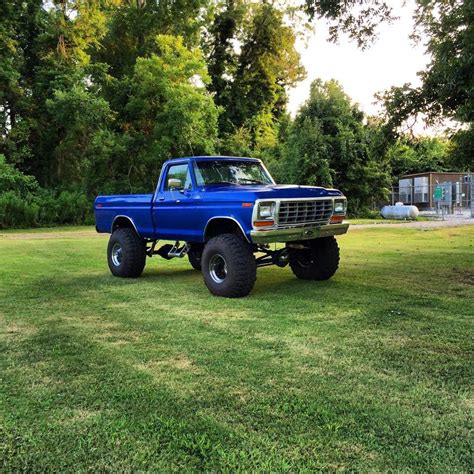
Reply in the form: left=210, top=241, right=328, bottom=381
left=287, top=1, right=434, bottom=134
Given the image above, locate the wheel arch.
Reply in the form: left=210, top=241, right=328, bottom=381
left=111, top=215, right=140, bottom=236
left=203, top=217, right=249, bottom=243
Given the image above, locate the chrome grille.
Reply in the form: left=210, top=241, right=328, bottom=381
left=277, top=199, right=333, bottom=227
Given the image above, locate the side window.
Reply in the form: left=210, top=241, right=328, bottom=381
left=164, top=164, right=192, bottom=191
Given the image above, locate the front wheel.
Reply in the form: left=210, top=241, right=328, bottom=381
left=107, top=228, right=146, bottom=278
left=201, top=234, right=256, bottom=297
left=288, top=236, right=340, bottom=280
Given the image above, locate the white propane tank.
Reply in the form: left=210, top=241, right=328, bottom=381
left=381, top=203, right=419, bottom=219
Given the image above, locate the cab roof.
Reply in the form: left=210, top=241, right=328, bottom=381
left=166, top=155, right=261, bottom=164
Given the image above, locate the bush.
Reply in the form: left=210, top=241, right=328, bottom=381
left=34, top=189, right=59, bottom=225
left=349, top=208, right=382, bottom=219
left=55, top=191, right=92, bottom=225
left=0, top=191, right=39, bottom=228
left=0, top=190, right=94, bottom=229
left=0, top=154, right=95, bottom=228
left=0, top=154, right=38, bottom=195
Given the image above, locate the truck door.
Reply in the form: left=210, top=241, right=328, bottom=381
left=152, top=162, right=200, bottom=241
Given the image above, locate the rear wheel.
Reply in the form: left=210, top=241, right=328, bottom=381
left=107, top=228, right=146, bottom=278
left=202, top=234, right=256, bottom=297
left=188, top=245, right=203, bottom=271
left=288, top=236, right=340, bottom=280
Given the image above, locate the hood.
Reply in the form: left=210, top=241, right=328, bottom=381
left=199, top=184, right=344, bottom=200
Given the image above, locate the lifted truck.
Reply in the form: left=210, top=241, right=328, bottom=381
left=95, top=156, right=348, bottom=297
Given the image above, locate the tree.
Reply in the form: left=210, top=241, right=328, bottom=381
left=303, top=0, right=395, bottom=48
left=386, top=136, right=452, bottom=179
left=96, top=0, right=209, bottom=79
left=304, top=1, right=472, bottom=170
left=379, top=0, right=473, bottom=169
left=276, top=79, right=391, bottom=212
left=45, top=85, right=116, bottom=191
left=276, top=116, right=332, bottom=187
left=121, top=35, right=220, bottom=191
left=218, top=2, right=305, bottom=149
left=205, top=0, right=244, bottom=113
left=0, top=0, right=45, bottom=169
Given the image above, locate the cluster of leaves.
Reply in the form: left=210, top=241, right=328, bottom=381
left=379, top=0, right=473, bottom=169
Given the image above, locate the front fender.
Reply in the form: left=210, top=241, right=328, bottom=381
left=203, top=215, right=252, bottom=242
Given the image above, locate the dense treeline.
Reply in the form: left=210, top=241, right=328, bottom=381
left=0, top=0, right=472, bottom=227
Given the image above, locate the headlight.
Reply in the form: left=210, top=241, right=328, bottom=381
left=334, top=199, right=346, bottom=214
left=257, top=202, right=276, bottom=219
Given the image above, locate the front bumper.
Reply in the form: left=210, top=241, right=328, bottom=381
left=250, top=223, right=349, bottom=244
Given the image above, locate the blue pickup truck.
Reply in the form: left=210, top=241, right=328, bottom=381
left=95, top=156, right=348, bottom=297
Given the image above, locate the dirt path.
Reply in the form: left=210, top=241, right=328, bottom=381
left=0, top=230, right=104, bottom=240
left=350, top=218, right=474, bottom=230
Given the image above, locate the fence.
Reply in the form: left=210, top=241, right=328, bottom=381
left=388, top=180, right=473, bottom=217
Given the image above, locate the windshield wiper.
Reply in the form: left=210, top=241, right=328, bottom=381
left=207, top=181, right=240, bottom=186
left=238, top=178, right=266, bottom=184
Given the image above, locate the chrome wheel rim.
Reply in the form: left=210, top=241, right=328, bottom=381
left=111, top=242, right=123, bottom=266
left=209, top=254, right=227, bottom=284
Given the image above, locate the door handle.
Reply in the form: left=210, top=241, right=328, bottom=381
left=158, top=197, right=165, bottom=201
left=176, top=199, right=181, bottom=203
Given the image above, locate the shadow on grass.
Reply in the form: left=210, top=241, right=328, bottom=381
left=2, top=321, right=289, bottom=471
left=3, top=313, right=471, bottom=471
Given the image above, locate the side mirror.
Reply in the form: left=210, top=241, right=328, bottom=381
left=168, top=178, right=182, bottom=190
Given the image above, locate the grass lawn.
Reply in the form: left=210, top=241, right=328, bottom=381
left=1, top=226, right=473, bottom=471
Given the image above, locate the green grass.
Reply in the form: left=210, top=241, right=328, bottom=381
left=1, top=226, right=473, bottom=471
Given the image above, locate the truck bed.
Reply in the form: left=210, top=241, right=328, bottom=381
left=95, top=194, right=155, bottom=236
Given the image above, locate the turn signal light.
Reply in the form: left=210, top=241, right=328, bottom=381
left=254, top=220, right=274, bottom=227
left=329, top=215, right=345, bottom=224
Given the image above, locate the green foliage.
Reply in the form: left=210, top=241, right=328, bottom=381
left=218, top=127, right=253, bottom=158
left=276, top=80, right=391, bottom=212
left=215, top=2, right=305, bottom=150
left=450, top=125, right=474, bottom=171
left=0, top=155, right=92, bottom=228
left=46, top=85, right=116, bottom=186
left=205, top=0, right=243, bottom=111
left=55, top=190, right=92, bottom=224
left=122, top=35, right=219, bottom=191
left=96, top=0, right=208, bottom=79
left=386, top=136, right=452, bottom=179
left=303, top=0, right=395, bottom=48
left=0, top=0, right=468, bottom=226
left=0, top=191, right=39, bottom=228
left=277, top=116, right=332, bottom=187
left=0, top=154, right=38, bottom=195
left=379, top=0, right=473, bottom=163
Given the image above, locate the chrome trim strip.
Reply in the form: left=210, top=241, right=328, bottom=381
left=203, top=216, right=250, bottom=243
left=250, top=223, right=349, bottom=244
left=111, top=215, right=140, bottom=236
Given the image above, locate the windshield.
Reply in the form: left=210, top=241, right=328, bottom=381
left=194, top=160, right=274, bottom=186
